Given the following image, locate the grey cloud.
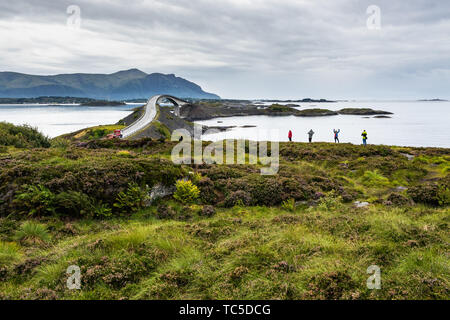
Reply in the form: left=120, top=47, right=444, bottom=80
left=0, top=0, right=449, bottom=99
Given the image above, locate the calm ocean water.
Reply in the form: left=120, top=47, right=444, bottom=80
left=196, top=101, right=450, bottom=148
left=0, top=104, right=139, bottom=138
left=0, top=101, right=448, bottom=148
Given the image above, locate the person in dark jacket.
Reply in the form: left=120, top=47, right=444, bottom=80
left=308, top=129, right=314, bottom=143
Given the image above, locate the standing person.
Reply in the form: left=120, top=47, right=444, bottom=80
left=362, top=130, right=368, bottom=146
left=308, top=129, right=315, bottom=143
left=288, top=130, right=292, bottom=142
left=333, top=129, right=340, bottom=143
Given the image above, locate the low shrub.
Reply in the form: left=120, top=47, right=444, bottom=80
left=226, top=176, right=283, bottom=206
left=92, top=201, right=113, bottom=218
left=113, top=182, right=150, bottom=214
left=54, top=191, right=95, bottom=217
left=224, top=190, right=252, bottom=207
left=13, top=185, right=56, bottom=216
left=317, top=191, right=343, bottom=211
left=200, top=205, right=216, bottom=217
left=385, top=193, right=414, bottom=206
left=196, top=177, right=218, bottom=204
left=156, top=203, right=176, bottom=220
left=173, top=180, right=200, bottom=204
left=281, top=198, right=295, bottom=212
left=202, top=166, right=244, bottom=180
left=0, top=122, right=50, bottom=148
left=408, top=182, right=449, bottom=206
left=280, top=177, right=316, bottom=201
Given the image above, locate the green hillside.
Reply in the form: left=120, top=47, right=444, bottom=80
left=0, top=69, right=220, bottom=100
left=0, top=125, right=448, bottom=300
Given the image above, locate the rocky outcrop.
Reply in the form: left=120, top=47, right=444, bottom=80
left=181, top=102, right=339, bottom=121
left=338, top=108, right=393, bottom=115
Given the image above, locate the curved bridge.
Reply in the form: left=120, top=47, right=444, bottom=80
left=121, top=94, right=188, bottom=138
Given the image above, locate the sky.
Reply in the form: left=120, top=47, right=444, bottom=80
left=0, top=0, right=449, bottom=99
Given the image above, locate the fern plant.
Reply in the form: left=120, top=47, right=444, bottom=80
left=114, top=182, right=150, bottom=214
left=14, top=185, right=56, bottom=216
left=281, top=198, right=295, bottom=212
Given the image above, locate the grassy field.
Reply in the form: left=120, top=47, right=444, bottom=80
left=0, top=126, right=448, bottom=300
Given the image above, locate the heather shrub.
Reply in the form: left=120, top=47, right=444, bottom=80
left=226, top=176, right=283, bottom=206
left=156, top=203, right=176, bottom=220
left=408, top=183, right=449, bottom=206
left=385, top=193, right=414, bottom=206
left=173, top=180, right=200, bottom=204
left=203, top=166, right=243, bottom=180
left=224, top=190, right=252, bottom=207
left=280, top=177, right=315, bottom=201
left=200, top=205, right=216, bottom=217
left=196, top=177, right=218, bottom=204
left=338, top=187, right=359, bottom=203
left=250, top=178, right=283, bottom=205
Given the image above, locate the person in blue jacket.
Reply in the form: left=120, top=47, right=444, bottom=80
left=333, top=129, right=340, bottom=143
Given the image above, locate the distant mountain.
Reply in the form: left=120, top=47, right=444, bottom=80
left=0, top=69, right=220, bottom=100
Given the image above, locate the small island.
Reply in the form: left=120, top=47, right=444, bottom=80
left=80, top=100, right=126, bottom=106
left=180, top=101, right=392, bottom=121
left=337, top=108, right=393, bottom=115
left=0, top=96, right=127, bottom=106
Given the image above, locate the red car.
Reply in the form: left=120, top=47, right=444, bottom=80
left=113, top=129, right=123, bottom=138
left=107, top=129, right=123, bottom=139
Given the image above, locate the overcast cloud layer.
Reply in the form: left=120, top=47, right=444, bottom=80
left=0, top=0, right=449, bottom=99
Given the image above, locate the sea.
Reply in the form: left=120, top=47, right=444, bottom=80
left=0, top=100, right=448, bottom=148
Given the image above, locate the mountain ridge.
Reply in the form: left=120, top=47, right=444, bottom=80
left=0, top=69, right=220, bottom=100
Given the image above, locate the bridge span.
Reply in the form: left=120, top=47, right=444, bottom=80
left=121, top=94, right=188, bottom=138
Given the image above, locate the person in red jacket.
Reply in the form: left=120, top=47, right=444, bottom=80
left=288, top=130, right=293, bottom=141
